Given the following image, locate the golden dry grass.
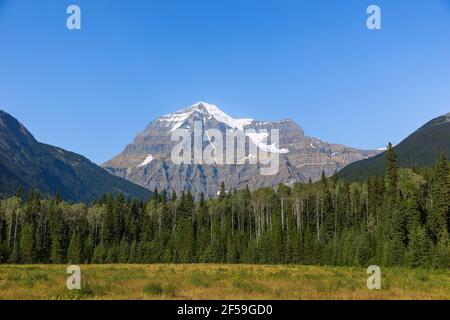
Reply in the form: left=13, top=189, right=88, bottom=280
left=0, top=264, right=449, bottom=300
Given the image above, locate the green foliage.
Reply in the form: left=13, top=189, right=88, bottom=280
left=143, top=282, right=163, bottom=295
left=0, top=154, right=448, bottom=268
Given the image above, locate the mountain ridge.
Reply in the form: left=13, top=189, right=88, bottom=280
left=338, top=112, right=450, bottom=181
left=0, top=109, right=151, bottom=202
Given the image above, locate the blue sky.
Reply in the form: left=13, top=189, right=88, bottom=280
left=0, top=0, right=449, bottom=164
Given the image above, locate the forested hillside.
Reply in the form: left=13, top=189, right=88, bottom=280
left=338, top=112, right=450, bottom=181
left=0, top=110, right=151, bottom=202
left=0, top=147, right=448, bottom=268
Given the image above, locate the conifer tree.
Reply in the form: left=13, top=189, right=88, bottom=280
left=386, top=143, right=399, bottom=199
left=219, top=181, right=226, bottom=200
left=19, top=223, right=35, bottom=264
left=429, top=152, right=449, bottom=241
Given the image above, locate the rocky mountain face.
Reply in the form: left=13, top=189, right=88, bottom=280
left=338, top=112, right=450, bottom=181
left=103, top=102, right=379, bottom=198
left=0, top=110, right=151, bottom=202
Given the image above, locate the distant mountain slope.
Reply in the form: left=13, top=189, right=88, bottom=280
left=0, top=110, right=151, bottom=202
left=103, top=102, right=379, bottom=198
left=338, top=112, right=450, bottom=181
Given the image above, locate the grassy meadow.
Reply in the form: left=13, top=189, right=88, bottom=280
left=0, top=264, right=449, bottom=300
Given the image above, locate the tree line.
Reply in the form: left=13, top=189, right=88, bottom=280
left=0, top=146, right=448, bottom=268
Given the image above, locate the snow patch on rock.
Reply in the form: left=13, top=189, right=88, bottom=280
left=139, top=154, right=154, bottom=167
left=246, top=132, right=289, bottom=154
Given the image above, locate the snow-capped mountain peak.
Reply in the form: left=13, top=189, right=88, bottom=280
left=157, top=101, right=253, bottom=132
left=103, top=101, right=381, bottom=198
